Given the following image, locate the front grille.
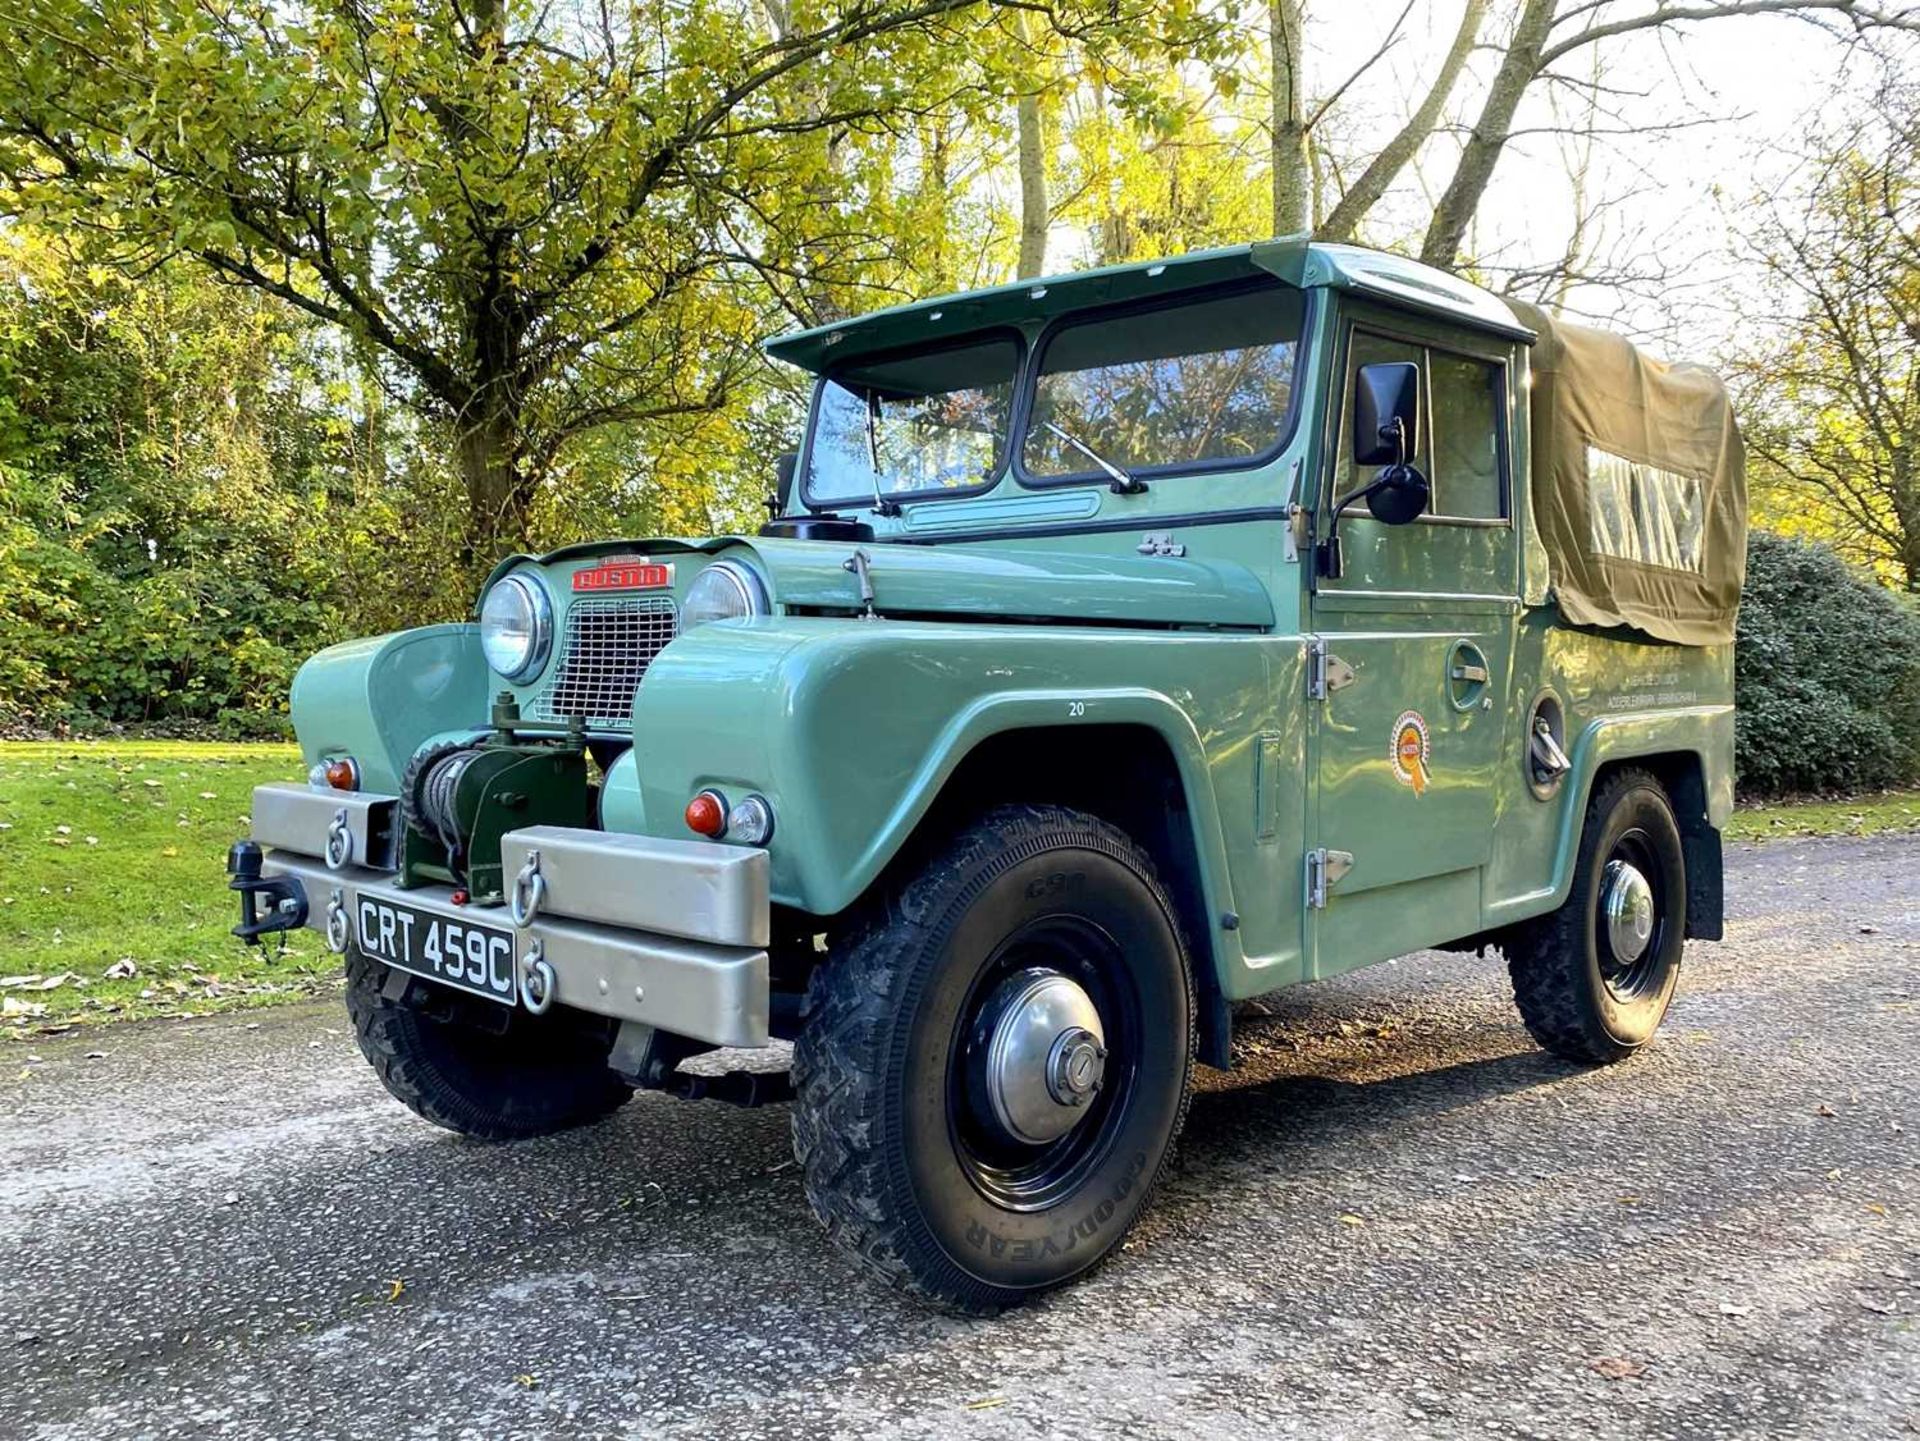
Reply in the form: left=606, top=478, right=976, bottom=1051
left=533, top=596, right=679, bottom=728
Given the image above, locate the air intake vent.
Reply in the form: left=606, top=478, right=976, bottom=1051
left=533, top=596, right=678, bottom=728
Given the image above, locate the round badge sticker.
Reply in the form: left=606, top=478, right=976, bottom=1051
left=1390, top=710, right=1431, bottom=796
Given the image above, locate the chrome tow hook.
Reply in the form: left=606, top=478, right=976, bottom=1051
left=518, top=938, right=557, bottom=1015
left=508, top=849, right=545, bottom=929
left=324, top=888, right=350, bottom=955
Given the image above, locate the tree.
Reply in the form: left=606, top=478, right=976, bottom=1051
left=1415, top=0, right=1920, bottom=269
left=1317, top=0, right=1487, bottom=245
left=1734, top=102, right=1920, bottom=590
left=1008, top=10, right=1052, bottom=279
left=1269, top=0, right=1311, bottom=234
left=0, top=0, right=1136, bottom=562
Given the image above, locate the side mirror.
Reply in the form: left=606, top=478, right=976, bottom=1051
left=1365, top=465, right=1430, bottom=526
left=1318, top=361, right=1429, bottom=578
left=1353, top=361, right=1420, bottom=467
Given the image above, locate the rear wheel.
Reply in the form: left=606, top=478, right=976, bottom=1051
left=791, top=804, right=1194, bottom=1313
left=345, top=950, right=630, bottom=1140
left=1504, top=768, right=1687, bottom=1065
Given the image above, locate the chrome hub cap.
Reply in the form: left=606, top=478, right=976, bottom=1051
left=1601, top=859, right=1656, bottom=965
left=983, top=970, right=1107, bottom=1146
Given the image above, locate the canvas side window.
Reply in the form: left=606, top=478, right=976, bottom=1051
left=1586, top=447, right=1706, bottom=573
left=1429, top=352, right=1504, bottom=519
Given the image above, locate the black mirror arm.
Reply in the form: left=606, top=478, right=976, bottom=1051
left=1317, top=419, right=1408, bottom=580
left=1317, top=476, right=1387, bottom=580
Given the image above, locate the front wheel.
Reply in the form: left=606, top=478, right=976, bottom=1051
left=345, top=950, right=630, bottom=1140
left=791, top=805, right=1195, bottom=1312
left=1504, top=768, right=1687, bottom=1065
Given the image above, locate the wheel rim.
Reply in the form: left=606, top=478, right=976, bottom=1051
left=949, top=915, right=1139, bottom=1212
left=1596, top=830, right=1668, bottom=1002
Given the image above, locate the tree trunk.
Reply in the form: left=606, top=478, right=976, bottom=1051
left=1270, top=0, right=1311, bottom=236
left=1419, top=0, right=1558, bottom=270
left=455, top=397, right=530, bottom=563
left=1894, top=447, right=1920, bottom=593
left=1319, top=0, right=1488, bottom=244
left=1014, top=13, right=1049, bottom=280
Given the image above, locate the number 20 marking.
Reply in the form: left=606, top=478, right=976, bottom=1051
left=1067, top=701, right=1086, bottom=718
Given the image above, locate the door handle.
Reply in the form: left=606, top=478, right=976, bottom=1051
left=1445, top=639, right=1492, bottom=712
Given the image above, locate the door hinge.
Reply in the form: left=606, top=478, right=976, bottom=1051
left=1305, top=848, right=1355, bottom=909
left=1306, top=640, right=1356, bottom=700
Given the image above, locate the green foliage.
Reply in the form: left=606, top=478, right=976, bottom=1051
left=0, top=0, right=1239, bottom=558
left=1735, top=532, right=1920, bottom=797
left=1731, top=97, right=1919, bottom=592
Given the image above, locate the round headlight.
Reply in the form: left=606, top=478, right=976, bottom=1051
left=683, top=560, right=768, bottom=630
left=479, top=573, right=552, bottom=681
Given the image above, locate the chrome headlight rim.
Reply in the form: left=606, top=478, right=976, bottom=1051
left=479, top=572, right=554, bottom=683
left=683, top=558, right=769, bottom=630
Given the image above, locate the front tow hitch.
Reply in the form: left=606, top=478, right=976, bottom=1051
left=227, top=840, right=310, bottom=945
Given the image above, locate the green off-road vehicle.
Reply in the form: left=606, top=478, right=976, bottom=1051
left=228, top=239, right=1747, bottom=1311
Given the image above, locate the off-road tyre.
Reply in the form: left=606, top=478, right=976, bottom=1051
left=345, top=949, right=629, bottom=1140
left=1504, top=767, right=1686, bottom=1065
left=790, top=804, right=1195, bottom=1313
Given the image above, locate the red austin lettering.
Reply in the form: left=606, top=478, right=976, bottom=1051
left=573, top=562, right=671, bottom=592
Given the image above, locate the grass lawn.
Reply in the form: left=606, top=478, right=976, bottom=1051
left=0, top=741, right=335, bottom=1037
left=1, top=741, right=1916, bottom=1040
left=1725, top=787, right=1920, bottom=842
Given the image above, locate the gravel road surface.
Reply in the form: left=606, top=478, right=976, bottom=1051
left=3, top=833, right=1916, bottom=1440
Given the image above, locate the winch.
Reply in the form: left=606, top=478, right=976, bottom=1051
left=398, top=694, right=593, bottom=902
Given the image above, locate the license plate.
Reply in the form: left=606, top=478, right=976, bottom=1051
left=354, top=896, right=517, bottom=1006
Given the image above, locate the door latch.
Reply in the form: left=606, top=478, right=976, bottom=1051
left=1136, top=532, right=1186, bottom=558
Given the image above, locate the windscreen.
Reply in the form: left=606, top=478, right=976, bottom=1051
left=1021, top=285, right=1306, bottom=480
left=804, top=336, right=1018, bottom=506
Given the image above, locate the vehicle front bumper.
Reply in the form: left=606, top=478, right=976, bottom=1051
left=241, top=783, right=771, bottom=1048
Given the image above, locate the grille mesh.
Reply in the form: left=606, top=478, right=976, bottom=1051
left=533, top=596, right=679, bottom=728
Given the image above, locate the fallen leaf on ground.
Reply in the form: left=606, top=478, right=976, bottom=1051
left=1338, top=1213, right=1366, bottom=1227
left=1590, top=1357, right=1646, bottom=1381
left=0, top=976, right=44, bottom=989
left=103, top=959, right=137, bottom=980
left=965, top=1398, right=1008, bottom=1411
left=1815, top=1103, right=1837, bottom=1118
left=1866, top=1203, right=1888, bottom=1217
left=1719, top=1302, right=1752, bottom=1317
left=386, top=1279, right=405, bottom=1302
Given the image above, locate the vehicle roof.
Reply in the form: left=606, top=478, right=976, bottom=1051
left=763, top=237, right=1536, bottom=373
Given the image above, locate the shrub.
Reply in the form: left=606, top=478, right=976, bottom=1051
left=1735, top=532, right=1920, bottom=797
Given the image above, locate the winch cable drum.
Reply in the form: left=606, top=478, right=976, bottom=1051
left=398, top=738, right=490, bottom=870
left=416, top=749, right=478, bottom=850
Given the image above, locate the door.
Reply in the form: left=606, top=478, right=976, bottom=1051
left=1306, top=314, right=1522, bottom=977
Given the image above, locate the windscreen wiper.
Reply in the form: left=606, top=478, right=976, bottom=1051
left=863, top=391, right=901, bottom=517
left=1042, top=421, right=1148, bottom=496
